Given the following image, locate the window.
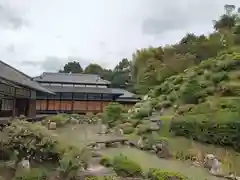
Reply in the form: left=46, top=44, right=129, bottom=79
left=102, top=94, right=113, bottom=100
left=87, top=93, right=101, bottom=100
left=61, top=92, right=72, bottom=99
left=1, top=99, right=13, bottom=111
left=36, top=92, right=47, bottom=99
left=73, top=93, right=86, bottom=100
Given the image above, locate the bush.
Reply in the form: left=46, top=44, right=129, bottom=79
left=47, top=114, right=68, bottom=127
left=147, top=168, right=189, bottom=180
left=155, top=101, right=172, bottom=110
left=112, top=154, right=142, bottom=177
left=14, top=168, right=47, bottom=180
left=211, top=71, right=228, bottom=84
left=103, top=103, right=123, bottom=127
left=99, top=156, right=112, bottom=167
left=170, top=111, right=240, bottom=151
left=180, top=79, right=203, bottom=104
left=136, top=124, right=151, bottom=135
left=122, top=127, right=134, bottom=134
left=2, top=120, right=88, bottom=178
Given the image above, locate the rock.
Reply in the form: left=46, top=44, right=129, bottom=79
left=156, top=143, right=163, bottom=150
left=18, top=159, right=30, bottom=170
left=152, top=145, right=158, bottom=152
left=70, top=119, right=78, bottom=124
left=100, top=124, right=107, bottom=134
left=119, top=128, right=123, bottom=135
left=204, top=154, right=222, bottom=175
left=137, top=137, right=143, bottom=148
left=48, top=122, right=57, bottom=130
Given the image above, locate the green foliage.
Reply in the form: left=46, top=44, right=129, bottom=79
left=14, top=168, right=47, bottom=180
left=136, top=124, right=151, bottom=135
left=147, top=168, right=189, bottom=180
left=57, top=148, right=88, bottom=179
left=46, top=114, right=68, bottom=127
left=103, top=103, right=123, bottom=127
left=211, top=71, right=229, bottom=84
left=112, top=154, right=142, bottom=177
left=2, top=120, right=88, bottom=178
left=170, top=110, right=240, bottom=151
left=99, top=156, right=112, bottom=167
left=59, top=61, right=83, bottom=73
left=180, top=79, right=203, bottom=104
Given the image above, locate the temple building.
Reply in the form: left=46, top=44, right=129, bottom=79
left=0, top=61, right=53, bottom=118
left=34, top=72, right=139, bottom=114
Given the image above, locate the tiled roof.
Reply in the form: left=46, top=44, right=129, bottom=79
left=0, top=61, right=53, bottom=94
left=34, top=72, right=110, bottom=85
left=110, top=88, right=136, bottom=98
left=41, top=85, right=123, bottom=95
left=110, top=88, right=140, bottom=102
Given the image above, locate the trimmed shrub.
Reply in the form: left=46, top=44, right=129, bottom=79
left=14, top=168, right=47, bottom=180
left=155, top=101, right=172, bottom=110
left=147, top=168, right=189, bottom=180
left=180, top=79, right=202, bottom=104
left=99, top=156, right=112, bottom=167
left=211, top=71, right=228, bottom=84
left=170, top=111, right=240, bottom=151
left=112, top=154, right=142, bottom=177
left=136, top=124, right=151, bottom=135
left=102, top=103, right=123, bottom=127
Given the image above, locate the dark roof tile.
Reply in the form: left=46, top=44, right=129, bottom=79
left=0, top=61, right=53, bottom=94
left=42, top=85, right=123, bottom=95
left=34, top=72, right=110, bottom=85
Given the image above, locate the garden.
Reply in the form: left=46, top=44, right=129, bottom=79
left=1, top=100, right=239, bottom=180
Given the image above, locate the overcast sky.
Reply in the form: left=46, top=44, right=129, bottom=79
left=0, top=0, right=239, bottom=76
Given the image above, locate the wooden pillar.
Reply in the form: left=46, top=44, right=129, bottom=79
left=12, top=88, right=16, bottom=118
left=71, top=93, right=74, bottom=113
left=60, top=93, right=62, bottom=113
left=46, top=95, right=49, bottom=112
left=100, top=93, right=103, bottom=112
left=86, top=93, right=88, bottom=112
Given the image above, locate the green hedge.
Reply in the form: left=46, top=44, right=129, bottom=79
left=170, top=113, right=240, bottom=151
left=147, top=168, right=189, bottom=180
left=112, top=154, right=142, bottom=177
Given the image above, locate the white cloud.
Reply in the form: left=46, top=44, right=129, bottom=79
left=0, top=0, right=239, bottom=76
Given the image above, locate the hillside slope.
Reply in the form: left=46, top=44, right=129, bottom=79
left=127, top=48, right=240, bottom=150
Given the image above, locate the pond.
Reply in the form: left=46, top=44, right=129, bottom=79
left=99, top=147, right=222, bottom=180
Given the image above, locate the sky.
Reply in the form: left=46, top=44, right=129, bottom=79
left=0, top=0, right=239, bottom=77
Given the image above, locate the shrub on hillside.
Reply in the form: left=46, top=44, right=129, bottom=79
left=102, top=103, right=123, bottom=127
left=180, top=79, right=202, bottom=104
left=170, top=111, right=240, bottom=151
left=147, top=168, right=189, bottom=180
left=112, top=154, right=142, bottom=177
left=136, top=124, right=151, bottom=135
left=155, top=101, right=172, bottom=110
left=211, top=71, right=228, bottom=84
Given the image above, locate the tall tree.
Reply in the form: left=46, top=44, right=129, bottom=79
left=59, top=61, right=83, bottom=73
